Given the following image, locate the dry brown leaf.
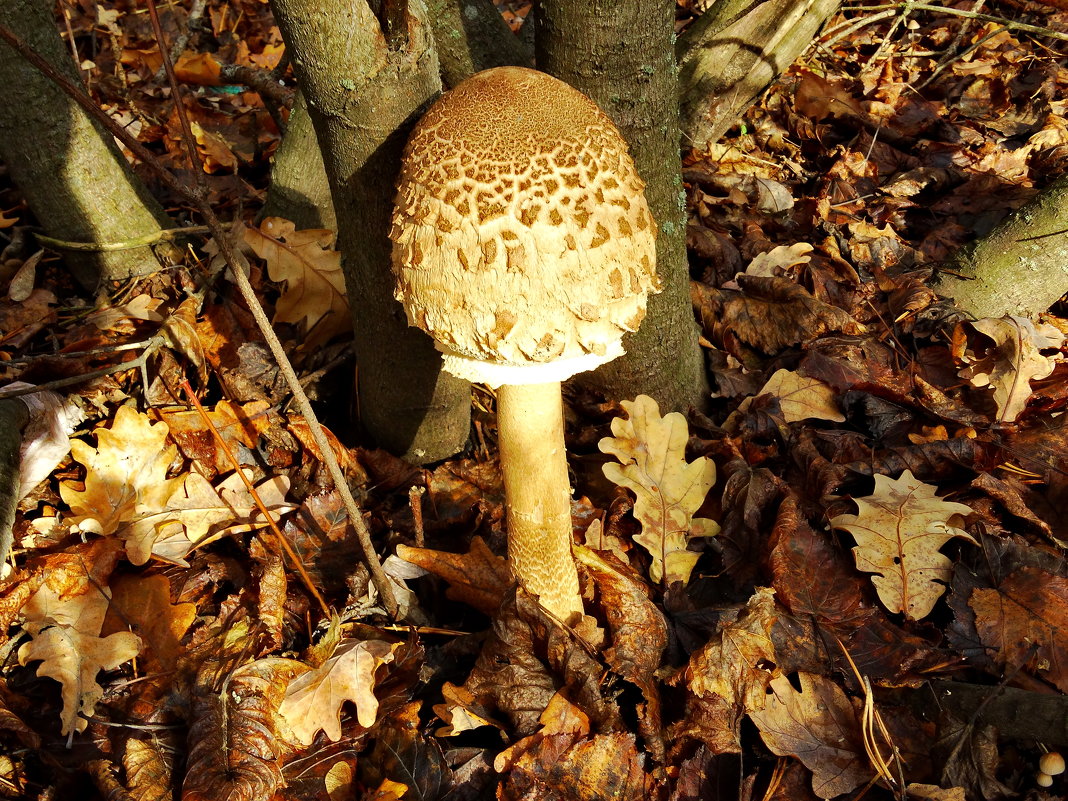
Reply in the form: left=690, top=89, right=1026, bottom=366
left=959, top=316, right=1064, bottom=423
left=395, top=537, right=511, bottom=616
left=101, top=574, right=196, bottom=675
left=243, top=217, right=349, bottom=348
left=18, top=546, right=141, bottom=734
left=123, top=735, right=174, bottom=800
left=692, top=276, right=865, bottom=359
left=278, top=638, right=400, bottom=745
left=574, top=545, right=667, bottom=760
left=190, top=121, right=237, bottom=173
left=680, top=587, right=780, bottom=717
left=599, top=395, right=718, bottom=585
left=749, top=672, right=871, bottom=799
left=61, top=405, right=183, bottom=561
left=159, top=296, right=207, bottom=384
left=174, top=51, right=222, bottom=85
left=494, top=691, right=591, bottom=773
left=969, top=566, right=1068, bottom=693
left=727, top=368, right=845, bottom=430
left=831, top=470, right=975, bottom=620
left=744, top=243, right=813, bottom=277
left=183, top=649, right=298, bottom=801
left=85, top=293, right=163, bottom=330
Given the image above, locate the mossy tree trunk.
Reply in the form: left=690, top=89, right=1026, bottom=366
left=535, top=0, right=710, bottom=414
left=676, top=0, right=840, bottom=149
left=0, top=0, right=173, bottom=289
left=425, top=0, right=531, bottom=86
left=260, top=92, right=337, bottom=232
left=938, top=176, right=1068, bottom=319
left=269, top=0, right=471, bottom=463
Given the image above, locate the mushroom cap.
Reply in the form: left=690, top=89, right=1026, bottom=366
left=390, top=66, right=660, bottom=387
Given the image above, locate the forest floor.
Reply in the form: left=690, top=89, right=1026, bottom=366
left=0, top=1, right=1067, bottom=799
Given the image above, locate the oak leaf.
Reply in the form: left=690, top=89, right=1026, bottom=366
left=749, top=672, right=870, bottom=799
left=599, top=395, right=719, bottom=585
left=959, top=316, right=1064, bottom=423
left=18, top=627, right=141, bottom=736
left=278, top=639, right=400, bottom=745
left=831, top=470, right=975, bottom=620
left=19, top=545, right=141, bottom=735
left=62, top=407, right=292, bottom=564
left=61, top=405, right=182, bottom=560
left=244, top=217, right=349, bottom=349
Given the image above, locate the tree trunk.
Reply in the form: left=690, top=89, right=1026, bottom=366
left=269, top=0, right=470, bottom=463
left=425, top=0, right=532, bottom=87
left=262, top=0, right=531, bottom=232
left=938, top=176, right=1068, bottom=319
left=0, top=0, right=173, bottom=289
left=676, top=0, right=840, bottom=150
left=535, top=0, right=709, bottom=414
left=260, top=92, right=336, bottom=232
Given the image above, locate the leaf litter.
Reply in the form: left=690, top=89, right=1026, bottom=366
left=0, top=0, right=1066, bottom=799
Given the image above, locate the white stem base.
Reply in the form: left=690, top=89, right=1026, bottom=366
left=496, top=382, right=583, bottom=625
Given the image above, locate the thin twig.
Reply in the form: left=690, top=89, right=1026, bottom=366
left=35, top=224, right=212, bottom=252
left=153, top=0, right=207, bottom=83
left=180, top=379, right=330, bottom=616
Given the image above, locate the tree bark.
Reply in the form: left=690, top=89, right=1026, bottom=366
left=535, top=0, right=710, bottom=414
left=263, top=1, right=531, bottom=232
left=269, top=0, right=470, bottom=463
left=260, top=92, right=337, bottom=232
left=938, top=175, right=1068, bottom=319
left=425, top=0, right=532, bottom=87
left=676, top=0, right=840, bottom=150
left=0, top=0, right=173, bottom=289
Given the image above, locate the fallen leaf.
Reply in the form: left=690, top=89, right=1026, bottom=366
left=728, top=368, right=845, bottom=430
left=61, top=406, right=182, bottom=559
left=680, top=587, right=780, bottom=716
left=101, top=573, right=196, bottom=675
left=969, top=566, right=1068, bottom=692
left=599, top=395, right=718, bottom=585
left=745, top=243, right=814, bottom=277
left=278, top=638, right=400, bottom=745
left=749, top=672, right=871, bottom=799
left=18, top=541, right=141, bottom=734
left=395, top=536, right=511, bottom=616
left=244, top=217, right=349, bottom=348
left=831, top=470, right=976, bottom=620
left=959, top=316, right=1063, bottom=423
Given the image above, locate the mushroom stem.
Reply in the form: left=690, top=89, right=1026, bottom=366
left=496, top=381, right=583, bottom=625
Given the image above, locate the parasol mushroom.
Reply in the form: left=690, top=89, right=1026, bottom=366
left=390, top=66, right=658, bottom=625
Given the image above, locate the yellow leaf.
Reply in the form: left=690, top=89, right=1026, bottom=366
left=19, top=549, right=141, bottom=735
left=277, top=639, right=399, bottom=745
left=758, top=369, right=845, bottom=423
left=959, top=316, right=1064, bottom=423
left=831, top=470, right=975, bottom=620
left=244, top=217, right=350, bottom=349
left=61, top=406, right=182, bottom=559
left=599, top=395, right=718, bottom=585
left=19, top=627, right=140, bottom=735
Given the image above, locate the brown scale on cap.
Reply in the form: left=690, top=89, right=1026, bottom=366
left=391, top=66, right=659, bottom=387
